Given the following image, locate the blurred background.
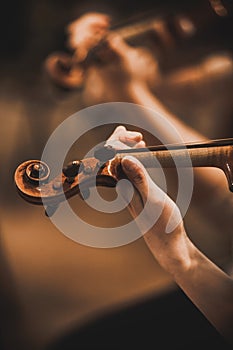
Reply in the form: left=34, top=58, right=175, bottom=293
left=0, top=0, right=233, bottom=349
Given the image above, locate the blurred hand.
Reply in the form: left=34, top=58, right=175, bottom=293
left=66, top=12, right=110, bottom=61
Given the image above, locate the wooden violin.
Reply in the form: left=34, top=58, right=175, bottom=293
left=44, top=1, right=232, bottom=90
left=14, top=138, right=233, bottom=216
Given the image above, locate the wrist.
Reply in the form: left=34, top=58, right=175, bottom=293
left=161, top=230, right=198, bottom=280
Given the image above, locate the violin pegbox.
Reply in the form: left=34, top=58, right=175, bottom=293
left=14, top=157, right=119, bottom=216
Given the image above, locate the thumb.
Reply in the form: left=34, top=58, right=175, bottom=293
left=121, top=156, right=151, bottom=204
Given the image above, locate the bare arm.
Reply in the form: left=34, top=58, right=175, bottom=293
left=118, top=154, right=233, bottom=345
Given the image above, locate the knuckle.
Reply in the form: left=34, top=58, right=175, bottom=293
left=115, top=125, right=126, bottom=133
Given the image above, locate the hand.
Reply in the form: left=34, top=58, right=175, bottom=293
left=119, top=155, right=193, bottom=275
left=66, top=12, right=110, bottom=61
left=82, top=34, right=160, bottom=104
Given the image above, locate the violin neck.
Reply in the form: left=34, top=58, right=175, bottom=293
left=117, top=142, right=233, bottom=191
left=118, top=145, right=230, bottom=167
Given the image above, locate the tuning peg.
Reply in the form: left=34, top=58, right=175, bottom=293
left=62, top=160, right=83, bottom=182
left=94, top=145, right=116, bottom=162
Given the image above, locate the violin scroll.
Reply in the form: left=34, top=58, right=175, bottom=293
left=44, top=51, right=85, bottom=90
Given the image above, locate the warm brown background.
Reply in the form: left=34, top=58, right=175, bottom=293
left=0, top=1, right=233, bottom=349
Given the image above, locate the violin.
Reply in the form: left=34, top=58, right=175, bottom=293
left=14, top=138, right=233, bottom=216
left=43, top=1, right=233, bottom=90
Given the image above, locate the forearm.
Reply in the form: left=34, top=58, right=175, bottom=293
left=133, top=83, right=233, bottom=340
left=169, top=238, right=233, bottom=344
left=121, top=152, right=233, bottom=344
left=127, top=83, right=206, bottom=142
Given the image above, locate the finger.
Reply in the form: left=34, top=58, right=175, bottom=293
left=105, top=126, right=128, bottom=149
left=67, top=13, right=110, bottom=34
left=133, top=140, right=146, bottom=149
left=106, top=125, right=126, bottom=141
left=105, top=140, right=131, bottom=150
left=66, top=13, right=110, bottom=52
left=118, top=131, right=143, bottom=146
left=107, top=126, right=144, bottom=147
left=105, top=139, right=144, bottom=150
